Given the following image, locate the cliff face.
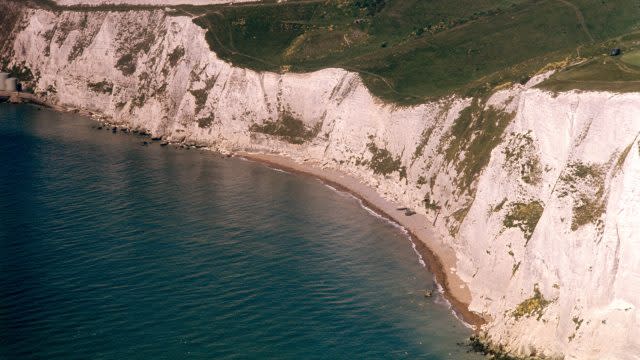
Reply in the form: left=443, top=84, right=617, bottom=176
left=4, top=5, right=640, bottom=359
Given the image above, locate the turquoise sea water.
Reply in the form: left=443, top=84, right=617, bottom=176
left=0, top=104, right=482, bottom=359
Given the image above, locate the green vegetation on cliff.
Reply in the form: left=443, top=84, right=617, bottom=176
left=250, top=112, right=322, bottom=144
left=442, top=101, right=515, bottom=192
left=366, top=137, right=406, bottom=179
left=87, top=80, right=114, bottom=94
left=559, top=162, right=607, bottom=231
left=503, top=201, right=544, bottom=243
left=512, top=284, right=551, bottom=321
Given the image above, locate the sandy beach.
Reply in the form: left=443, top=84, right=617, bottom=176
left=237, top=152, right=486, bottom=329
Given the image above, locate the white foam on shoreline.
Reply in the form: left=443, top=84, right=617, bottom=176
left=236, top=156, right=291, bottom=174
left=451, top=309, right=475, bottom=329
left=322, top=179, right=427, bottom=268
left=354, top=193, right=474, bottom=329
left=323, top=183, right=340, bottom=192
left=409, top=239, right=427, bottom=267
left=267, top=166, right=291, bottom=174
left=359, top=198, right=387, bottom=220
left=352, top=199, right=430, bottom=270
left=318, top=177, right=473, bottom=329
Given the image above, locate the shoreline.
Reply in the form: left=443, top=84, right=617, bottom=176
left=0, top=91, right=56, bottom=109
left=237, top=152, right=487, bottom=329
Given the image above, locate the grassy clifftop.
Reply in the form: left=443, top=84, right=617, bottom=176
left=189, top=0, right=640, bottom=103
left=19, top=0, right=640, bottom=103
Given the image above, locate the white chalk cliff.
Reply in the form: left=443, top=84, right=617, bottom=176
left=3, top=5, right=640, bottom=359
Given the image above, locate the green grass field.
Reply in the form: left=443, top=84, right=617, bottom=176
left=621, top=50, right=640, bottom=67
left=187, top=0, right=640, bottom=103
left=20, top=0, right=640, bottom=103
left=538, top=30, right=640, bottom=93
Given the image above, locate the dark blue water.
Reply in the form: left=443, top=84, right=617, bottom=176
left=0, top=104, right=481, bottom=359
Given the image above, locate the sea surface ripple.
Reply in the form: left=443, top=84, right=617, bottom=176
left=0, top=104, right=482, bottom=359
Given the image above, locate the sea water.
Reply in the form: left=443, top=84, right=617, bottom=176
left=0, top=104, right=483, bottom=359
